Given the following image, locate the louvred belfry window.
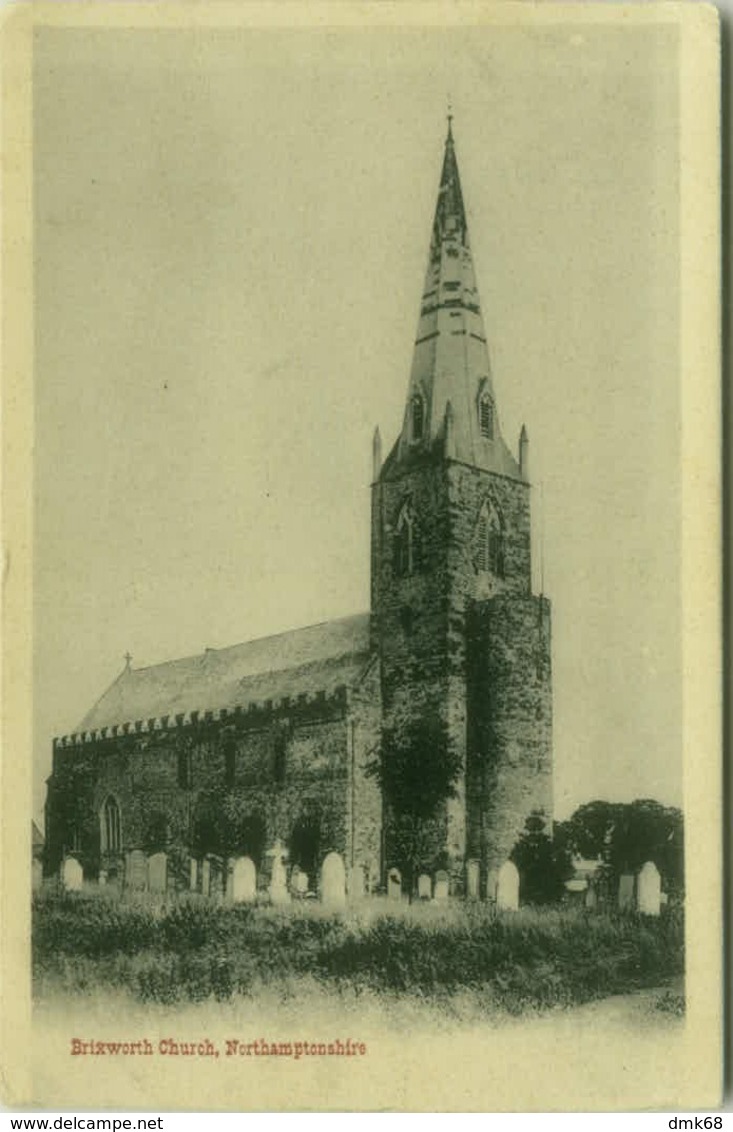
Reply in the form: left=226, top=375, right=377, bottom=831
left=488, top=513, right=504, bottom=576
left=411, top=394, right=425, bottom=442
left=476, top=500, right=504, bottom=577
left=395, top=504, right=414, bottom=577
left=479, top=393, right=494, bottom=439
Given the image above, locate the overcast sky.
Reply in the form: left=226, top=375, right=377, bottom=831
left=33, top=19, right=681, bottom=823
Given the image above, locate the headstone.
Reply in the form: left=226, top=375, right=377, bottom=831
left=32, top=859, right=43, bottom=890
left=321, top=851, right=346, bottom=908
left=148, top=852, right=167, bottom=894
left=585, top=883, right=597, bottom=909
left=618, top=873, right=635, bottom=911
left=232, top=856, right=257, bottom=903
left=296, top=870, right=309, bottom=895
left=127, top=849, right=147, bottom=892
left=201, top=857, right=211, bottom=897
left=289, top=865, right=302, bottom=896
left=417, top=873, right=432, bottom=901
left=486, top=868, right=499, bottom=903
left=349, top=865, right=365, bottom=899
left=637, top=861, right=661, bottom=916
left=387, top=867, right=402, bottom=900
left=189, top=858, right=198, bottom=891
left=466, top=859, right=480, bottom=899
left=98, top=869, right=107, bottom=887
left=267, top=840, right=290, bottom=905
left=62, top=856, right=83, bottom=891
left=496, top=860, right=519, bottom=911
left=433, top=869, right=449, bottom=903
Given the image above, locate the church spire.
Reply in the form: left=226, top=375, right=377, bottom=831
left=394, top=120, right=523, bottom=480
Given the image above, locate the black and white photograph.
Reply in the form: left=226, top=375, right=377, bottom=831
left=0, top=1, right=721, bottom=1112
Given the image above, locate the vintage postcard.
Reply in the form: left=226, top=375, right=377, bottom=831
left=1, top=0, right=722, bottom=1112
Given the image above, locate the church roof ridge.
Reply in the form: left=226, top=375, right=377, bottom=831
left=72, top=611, right=372, bottom=735
left=126, top=611, right=369, bottom=675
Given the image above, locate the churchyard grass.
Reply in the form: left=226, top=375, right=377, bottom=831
left=32, top=889, right=683, bottom=1014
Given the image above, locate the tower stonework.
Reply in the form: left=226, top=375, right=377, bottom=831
left=46, top=120, right=552, bottom=903
left=371, top=121, right=552, bottom=891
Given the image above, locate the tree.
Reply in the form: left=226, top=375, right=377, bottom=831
left=510, top=811, right=574, bottom=905
left=559, top=798, right=684, bottom=895
left=45, top=752, right=99, bottom=875
left=367, top=709, right=462, bottom=898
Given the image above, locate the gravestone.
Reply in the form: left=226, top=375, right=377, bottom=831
left=295, top=870, right=309, bottom=896
left=189, top=858, right=198, bottom=891
left=585, top=883, right=597, bottom=910
left=387, top=867, right=402, bottom=900
left=289, top=865, right=302, bottom=896
left=417, top=873, right=432, bottom=901
left=98, top=869, right=107, bottom=887
left=267, top=840, right=290, bottom=905
left=637, top=861, right=661, bottom=916
left=486, top=868, right=499, bottom=903
left=62, top=856, right=83, bottom=891
left=32, top=859, right=43, bottom=890
left=496, top=861, right=519, bottom=911
left=148, top=852, right=167, bottom=894
left=349, top=865, right=365, bottom=900
left=232, top=856, right=256, bottom=903
left=321, top=852, right=346, bottom=908
left=466, top=859, right=480, bottom=899
left=433, top=869, right=449, bottom=903
left=201, top=857, right=211, bottom=897
left=127, top=850, right=147, bottom=892
left=618, top=873, right=635, bottom=911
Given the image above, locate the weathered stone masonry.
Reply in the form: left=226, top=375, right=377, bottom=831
left=45, top=119, right=553, bottom=899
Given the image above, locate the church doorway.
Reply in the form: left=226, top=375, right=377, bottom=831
left=289, top=815, right=321, bottom=881
left=233, top=814, right=266, bottom=869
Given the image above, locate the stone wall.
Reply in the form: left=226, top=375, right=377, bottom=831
left=466, top=593, right=553, bottom=880
left=46, top=691, right=355, bottom=886
left=371, top=458, right=460, bottom=882
left=371, top=451, right=537, bottom=887
left=346, top=657, right=383, bottom=885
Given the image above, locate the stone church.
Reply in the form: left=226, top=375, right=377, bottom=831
left=45, top=122, right=553, bottom=899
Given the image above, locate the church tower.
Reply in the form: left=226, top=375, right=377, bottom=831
left=371, top=120, right=552, bottom=893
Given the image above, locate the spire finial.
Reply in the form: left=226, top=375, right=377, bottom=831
left=124, top=651, right=132, bottom=671
left=447, top=96, right=453, bottom=140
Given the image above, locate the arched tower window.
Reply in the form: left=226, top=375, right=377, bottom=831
left=101, top=795, right=121, bottom=853
left=394, top=503, right=414, bottom=577
left=411, top=394, right=425, bottom=442
left=475, top=500, right=504, bottom=577
left=488, top=511, right=504, bottom=576
left=479, top=392, right=494, bottom=439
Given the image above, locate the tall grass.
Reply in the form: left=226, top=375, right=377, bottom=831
left=32, top=889, right=684, bottom=1013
